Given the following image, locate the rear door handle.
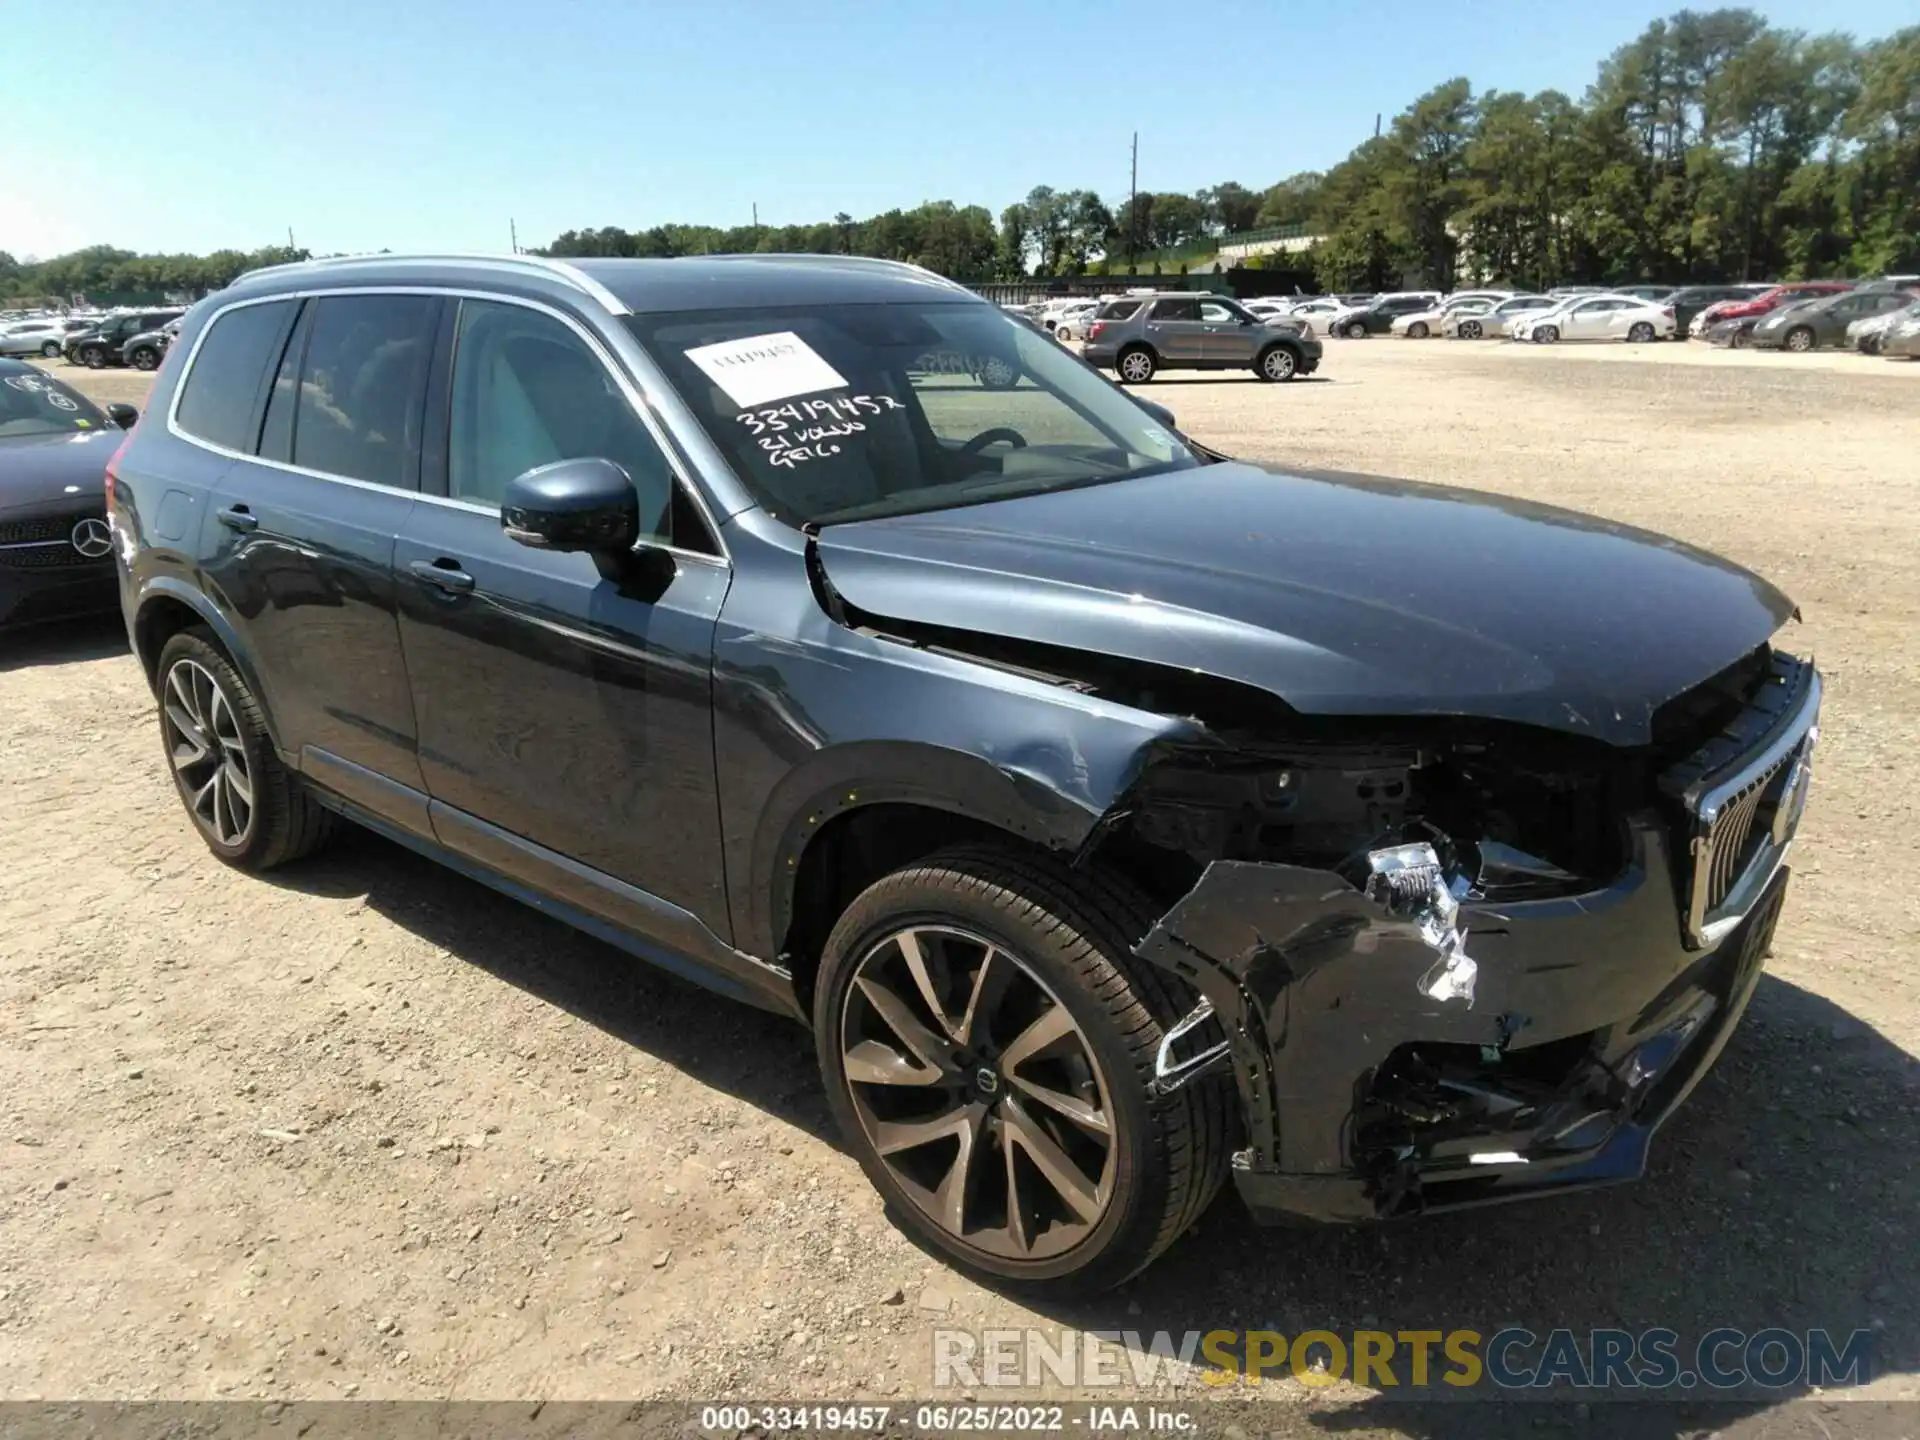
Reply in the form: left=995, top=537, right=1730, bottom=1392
left=216, top=504, right=258, bottom=533
left=408, top=557, right=475, bottom=594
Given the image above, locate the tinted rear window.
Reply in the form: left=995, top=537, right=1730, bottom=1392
left=290, top=294, right=438, bottom=488
left=174, top=300, right=297, bottom=452
left=1095, top=300, right=1143, bottom=320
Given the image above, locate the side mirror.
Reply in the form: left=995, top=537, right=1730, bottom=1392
left=501, top=457, right=637, bottom=555
left=107, top=403, right=138, bottom=429
left=1136, top=399, right=1178, bottom=431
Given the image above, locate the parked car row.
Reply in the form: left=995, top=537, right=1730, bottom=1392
left=1702, top=282, right=1920, bottom=353
left=0, top=307, right=187, bottom=368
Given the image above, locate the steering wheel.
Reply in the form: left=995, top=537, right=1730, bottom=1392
left=959, top=427, right=1028, bottom=456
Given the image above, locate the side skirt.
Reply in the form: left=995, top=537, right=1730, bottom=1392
left=301, top=748, right=803, bottom=1021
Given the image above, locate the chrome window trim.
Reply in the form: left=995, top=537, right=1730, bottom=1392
left=164, top=285, right=730, bottom=567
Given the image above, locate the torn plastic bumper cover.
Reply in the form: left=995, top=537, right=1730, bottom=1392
left=1135, top=818, right=1789, bottom=1222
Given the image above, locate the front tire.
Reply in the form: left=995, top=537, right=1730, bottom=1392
left=1535, top=325, right=1560, bottom=344
left=1256, top=345, right=1297, bottom=382
left=815, top=846, right=1234, bottom=1294
left=156, top=629, right=335, bottom=870
left=130, top=346, right=160, bottom=371
left=1116, top=346, right=1156, bottom=383
left=1784, top=326, right=1814, bottom=353
left=1344, top=320, right=1367, bottom=339
left=80, top=346, right=107, bottom=368
left=1460, top=320, right=1482, bottom=340
left=40, top=340, right=62, bottom=358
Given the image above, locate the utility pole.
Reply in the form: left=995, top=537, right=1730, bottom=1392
left=1374, top=113, right=1382, bottom=138
left=287, top=226, right=296, bottom=251
left=1126, top=130, right=1138, bottom=273
left=510, top=218, right=519, bottom=254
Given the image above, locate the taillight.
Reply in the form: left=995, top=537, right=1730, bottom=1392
left=1088, top=321, right=1106, bottom=340
left=1662, top=306, right=1675, bottom=317
left=105, top=430, right=133, bottom=520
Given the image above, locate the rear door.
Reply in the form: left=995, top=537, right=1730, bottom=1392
left=391, top=295, right=734, bottom=939
left=1142, top=297, right=1207, bottom=362
left=196, top=291, right=440, bottom=814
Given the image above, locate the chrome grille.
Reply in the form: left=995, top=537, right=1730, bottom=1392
left=1662, top=653, right=1819, bottom=948
left=0, top=514, right=84, bottom=546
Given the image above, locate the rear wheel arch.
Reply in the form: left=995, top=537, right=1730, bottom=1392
left=134, top=586, right=286, bottom=757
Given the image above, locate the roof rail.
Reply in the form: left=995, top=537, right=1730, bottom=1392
left=227, top=252, right=630, bottom=314
left=690, top=251, right=973, bottom=294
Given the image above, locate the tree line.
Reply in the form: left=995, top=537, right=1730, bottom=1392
left=4, top=11, right=1913, bottom=302
left=0, top=245, right=310, bottom=305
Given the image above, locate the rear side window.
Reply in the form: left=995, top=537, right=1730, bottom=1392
left=1094, top=300, right=1142, bottom=320
left=1151, top=298, right=1201, bottom=321
left=290, top=295, right=438, bottom=489
left=174, top=300, right=297, bottom=452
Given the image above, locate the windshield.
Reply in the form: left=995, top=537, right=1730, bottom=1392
left=0, top=369, right=110, bottom=437
left=629, top=300, right=1203, bottom=526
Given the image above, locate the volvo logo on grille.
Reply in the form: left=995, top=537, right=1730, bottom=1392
left=70, top=518, right=112, bottom=559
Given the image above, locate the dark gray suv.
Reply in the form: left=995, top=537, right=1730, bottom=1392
left=113, top=252, right=1815, bottom=1293
left=1081, top=292, right=1321, bottom=382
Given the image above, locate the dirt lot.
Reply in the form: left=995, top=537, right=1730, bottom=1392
left=3, top=342, right=1917, bottom=1419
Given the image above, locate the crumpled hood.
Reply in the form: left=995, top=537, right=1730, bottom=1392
left=816, top=463, right=1796, bottom=747
left=0, top=429, right=118, bottom=517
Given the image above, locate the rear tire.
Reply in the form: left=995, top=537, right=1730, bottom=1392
left=1116, top=346, right=1156, bottom=383
left=1627, top=322, right=1655, bottom=343
left=40, top=340, right=61, bottom=358
left=80, top=346, right=107, bottom=369
left=1459, top=320, right=1482, bottom=340
left=814, top=845, right=1235, bottom=1295
left=130, top=346, right=160, bottom=371
left=1784, top=326, right=1814, bottom=353
left=1344, top=320, right=1367, bottom=339
left=1407, top=321, right=1429, bottom=339
left=1255, top=345, right=1297, bottom=382
left=155, top=629, right=335, bottom=871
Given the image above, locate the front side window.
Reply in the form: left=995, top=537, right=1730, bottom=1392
left=0, top=368, right=110, bottom=438
left=1094, top=299, right=1142, bottom=320
left=290, top=294, right=437, bottom=488
left=447, top=300, right=676, bottom=540
left=1150, top=298, right=1202, bottom=322
left=174, top=299, right=297, bottom=452
left=631, top=299, right=1200, bottom=527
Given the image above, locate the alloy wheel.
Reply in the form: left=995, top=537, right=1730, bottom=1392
left=1786, top=328, right=1813, bottom=353
left=1262, top=348, right=1295, bottom=380
left=162, top=658, right=255, bottom=847
left=1118, top=351, right=1153, bottom=382
left=839, top=924, right=1117, bottom=1262
left=1462, top=320, right=1482, bottom=340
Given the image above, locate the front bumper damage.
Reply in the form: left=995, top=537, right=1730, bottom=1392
left=1136, top=825, right=1791, bottom=1221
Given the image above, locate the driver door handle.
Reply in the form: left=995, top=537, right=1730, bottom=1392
left=409, top=557, right=475, bottom=594
left=216, top=504, right=258, bottom=533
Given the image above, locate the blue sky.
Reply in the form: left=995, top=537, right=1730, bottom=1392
left=5, top=0, right=1912, bottom=261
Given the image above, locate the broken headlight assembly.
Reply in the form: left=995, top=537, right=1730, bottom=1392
left=1114, top=729, right=1634, bottom=912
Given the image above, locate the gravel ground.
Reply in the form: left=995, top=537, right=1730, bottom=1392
left=2, top=343, right=1916, bottom=1425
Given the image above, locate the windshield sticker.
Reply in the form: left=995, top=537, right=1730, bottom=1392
left=45, top=391, right=77, bottom=412
left=4, top=374, right=49, bottom=393
left=735, top=395, right=904, bottom=469
left=685, top=331, right=848, bottom=409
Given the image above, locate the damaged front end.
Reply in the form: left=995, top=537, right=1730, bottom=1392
left=1118, top=652, right=1820, bottom=1223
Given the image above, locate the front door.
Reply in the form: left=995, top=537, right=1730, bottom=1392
left=1200, top=299, right=1260, bottom=364
left=1142, top=297, right=1209, bottom=362
left=392, top=296, right=734, bottom=939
